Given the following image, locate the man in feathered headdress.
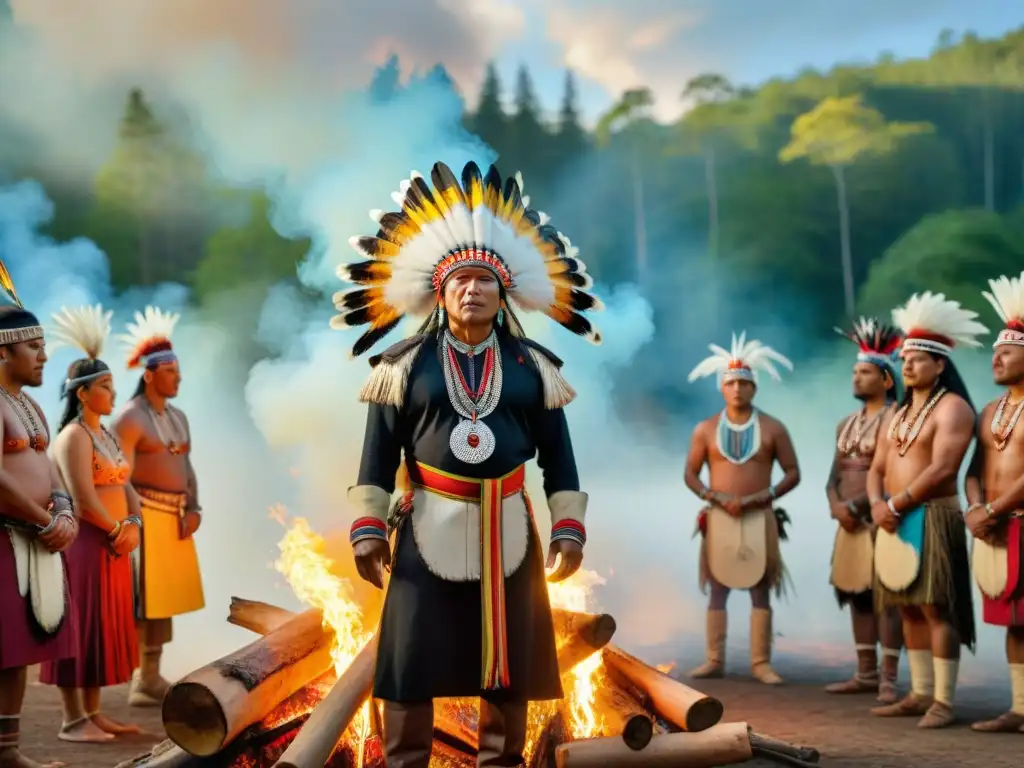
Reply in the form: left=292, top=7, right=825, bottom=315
left=683, top=332, right=801, bottom=685
left=868, top=292, right=983, bottom=728
left=112, top=307, right=204, bottom=708
left=335, top=162, right=601, bottom=767
left=964, top=272, right=1024, bottom=733
left=824, top=318, right=905, bottom=703
left=0, top=261, right=79, bottom=768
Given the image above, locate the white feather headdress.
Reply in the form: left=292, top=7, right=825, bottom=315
left=115, top=305, right=181, bottom=369
left=981, top=271, right=1024, bottom=348
left=891, top=292, right=987, bottom=357
left=687, top=331, right=794, bottom=388
left=331, top=160, right=603, bottom=357
left=49, top=304, right=115, bottom=398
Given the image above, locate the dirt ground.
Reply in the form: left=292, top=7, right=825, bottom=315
left=15, top=663, right=1023, bottom=768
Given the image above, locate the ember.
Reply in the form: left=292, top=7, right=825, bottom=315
left=120, top=515, right=819, bottom=768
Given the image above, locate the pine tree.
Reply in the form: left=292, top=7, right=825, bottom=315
left=369, top=54, right=401, bottom=103
left=555, top=70, right=587, bottom=162
left=507, top=64, right=548, bottom=184
left=470, top=62, right=508, bottom=159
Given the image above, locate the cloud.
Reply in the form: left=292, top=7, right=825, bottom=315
left=539, top=0, right=1015, bottom=121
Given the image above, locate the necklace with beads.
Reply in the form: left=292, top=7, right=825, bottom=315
left=441, top=330, right=503, bottom=464
left=0, top=387, right=47, bottom=451
left=837, top=406, right=886, bottom=456
left=144, top=401, right=187, bottom=456
left=76, top=416, right=127, bottom=467
left=888, top=388, right=947, bottom=456
left=716, top=409, right=760, bottom=465
left=990, top=392, right=1024, bottom=451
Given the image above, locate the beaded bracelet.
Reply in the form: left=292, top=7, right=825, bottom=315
left=350, top=516, right=388, bottom=545
left=551, top=519, right=586, bottom=547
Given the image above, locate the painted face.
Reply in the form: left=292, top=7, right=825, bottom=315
left=442, top=266, right=502, bottom=327
left=1, top=337, right=47, bottom=387
left=79, top=373, right=116, bottom=416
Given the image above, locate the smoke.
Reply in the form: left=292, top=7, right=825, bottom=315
left=0, top=7, right=1012, bottom=694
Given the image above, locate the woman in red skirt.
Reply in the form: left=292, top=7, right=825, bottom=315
left=39, top=305, right=143, bottom=742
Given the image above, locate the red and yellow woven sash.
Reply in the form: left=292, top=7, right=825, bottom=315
left=410, top=462, right=526, bottom=690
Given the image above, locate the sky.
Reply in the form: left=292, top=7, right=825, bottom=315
left=6, top=0, right=1020, bottom=125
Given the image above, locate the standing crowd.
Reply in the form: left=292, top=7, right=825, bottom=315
left=0, top=270, right=204, bottom=768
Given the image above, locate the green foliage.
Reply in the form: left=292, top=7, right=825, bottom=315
left=779, top=95, right=933, bottom=167
left=858, top=208, right=1024, bottom=317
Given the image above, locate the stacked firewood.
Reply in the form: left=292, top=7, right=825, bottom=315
left=115, top=597, right=820, bottom=768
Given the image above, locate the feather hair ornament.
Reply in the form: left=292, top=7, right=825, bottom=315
left=116, top=305, right=181, bottom=369
left=834, top=316, right=903, bottom=372
left=0, top=257, right=23, bottom=308
left=981, top=271, right=1024, bottom=348
left=48, top=304, right=113, bottom=360
left=687, top=331, right=794, bottom=389
left=891, top=291, right=987, bottom=357
left=331, top=160, right=603, bottom=357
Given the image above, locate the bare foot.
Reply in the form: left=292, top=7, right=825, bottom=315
left=0, top=746, right=67, bottom=768
left=57, top=716, right=114, bottom=743
left=88, top=713, right=142, bottom=736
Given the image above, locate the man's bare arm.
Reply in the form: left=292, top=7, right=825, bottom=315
left=179, top=410, right=200, bottom=512
left=964, top=412, right=985, bottom=507
left=825, top=420, right=845, bottom=505
left=866, top=420, right=891, bottom=503
left=683, top=424, right=711, bottom=500
left=768, top=422, right=800, bottom=500
left=113, top=409, right=142, bottom=470
left=892, top=398, right=975, bottom=513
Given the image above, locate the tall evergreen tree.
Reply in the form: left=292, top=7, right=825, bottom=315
left=507, top=64, right=548, bottom=185
left=554, top=70, right=587, bottom=162
left=369, top=54, right=401, bottom=103
left=470, top=62, right=507, bottom=158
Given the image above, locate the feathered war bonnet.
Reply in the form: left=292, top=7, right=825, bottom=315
left=0, top=257, right=44, bottom=346
left=835, top=316, right=903, bottom=382
left=891, top=291, right=987, bottom=357
left=982, top=271, right=1024, bottom=348
left=687, top=331, right=793, bottom=389
left=48, top=304, right=114, bottom=398
left=117, top=306, right=181, bottom=370
left=330, top=160, right=604, bottom=357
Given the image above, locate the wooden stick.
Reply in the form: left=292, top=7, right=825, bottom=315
left=752, top=747, right=821, bottom=768
left=554, top=722, right=753, bottom=768
left=750, top=732, right=820, bottom=763
left=433, top=697, right=480, bottom=751
left=273, top=634, right=379, bottom=768
left=594, top=681, right=653, bottom=751
left=601, top=645, right=723, bottom=732
left=227, top=596, right=296, bottom=635
left=556, top=612, right=617, bottom=675
left=112, top=740, right=194, bottom=768
left=162, top=608, right=334, bottom=756
left=528, top=709, right=571, bottom=768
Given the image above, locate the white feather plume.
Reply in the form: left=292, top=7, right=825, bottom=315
left=115, top=305, right=180, bottom=356
left=687, top=331, right=794, bottom=385
left=891, top=291, right=987, bottom=348
left=48, top=304, right=113, bottom=360
left=982, top=271, right=1024, bottom=326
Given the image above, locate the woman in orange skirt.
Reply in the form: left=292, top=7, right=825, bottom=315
left=38, top=305, right=142, bottom=742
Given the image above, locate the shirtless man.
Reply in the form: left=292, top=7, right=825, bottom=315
left=113, top=307, right=204, bottom=707
left=868, top=292, right=984, bottom=728
left=685, top=332, right=801, bottom=685
left=965, top=272, right=1024, bottom=734
left=0, top=296, right=78, bottom=768
left=824, top=318, right=904, bottom=703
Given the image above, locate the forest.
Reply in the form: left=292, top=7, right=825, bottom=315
left=3, top=24, right=1024, bottom=416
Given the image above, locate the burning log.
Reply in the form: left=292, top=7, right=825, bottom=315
left=601, top=645, right=723, bottom=732
left=274, top=633, right=379, bottom=768
left=553, top=610, right=617, bottom=675
left=750, top=733, right=820, bottom=766
left=528, top=709, right=570, bottom=768
left=553, top=721, right=753, bottom=768
left=228, top=596, right=295, bottom=635
left=593, top=677, right=653, bottom=751
left=163, top=608, right=335, bottom=756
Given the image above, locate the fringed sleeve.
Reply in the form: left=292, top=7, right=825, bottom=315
left=349, top=403, right=404, bottom=545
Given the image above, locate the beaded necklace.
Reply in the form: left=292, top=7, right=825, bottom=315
left=837, top=405, right=886, bottom=457
left=888, top=388, right=947, bottom=456
left=716, top=409, right=760, bottom=465
left=990, top=393, right=1024, bottom=452
left=0, top=387, right=47, bottom=451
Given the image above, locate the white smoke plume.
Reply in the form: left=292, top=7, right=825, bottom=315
left=0, top=6, right=1010, bottom=692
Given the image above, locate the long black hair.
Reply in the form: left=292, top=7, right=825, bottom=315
left=58, top=358, right=111, bottom=432
left=898, top=352, right=975, bottom=414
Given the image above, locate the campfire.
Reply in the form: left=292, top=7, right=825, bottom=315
left=116, top=516, right=822, bottom=768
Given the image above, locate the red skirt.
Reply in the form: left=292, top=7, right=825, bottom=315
left=0, top=528, right=77, bottom=670
left=38, top=523, right=138, bottom=687
left=981, top=517, right=1024, bottom=628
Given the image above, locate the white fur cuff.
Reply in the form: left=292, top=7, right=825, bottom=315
left=348, top=485, right=391, bottom=544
